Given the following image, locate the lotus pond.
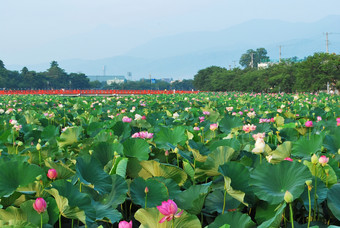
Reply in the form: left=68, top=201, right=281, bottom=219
left=0, top=92, right=339, bottom=228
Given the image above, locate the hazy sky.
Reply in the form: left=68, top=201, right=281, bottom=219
left=1, top=0, right=340, bottom=65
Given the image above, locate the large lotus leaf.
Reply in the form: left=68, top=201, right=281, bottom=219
left=175, top=182, right=211, bottom=215
left=267, top=141, right=292, bottom=164
left=123, top=138, right=150, bottom=161
left=0, top=159, right=44, bottom=197
left=41, top=125, right=59, bottom=141
left=187, top=140, right=210, bottom=162
left=130, top=177, right=169, bottom=208
left=76, top=156, right=112, bottom=195
left=128, top=160, right=187, bottom=186
left=44, top=157, right=75, bottom=180
left=257, top=202, right=286, bottom=228
left=57, top=126, right=82, bottom=148
left=209, top=139, right=241, bottom=153
left=135, top=207, right=201, bottom=228
left=204, top=189, right=241, bottom=214
left=303, top=161, right=337, bottom=188
left=208, top=211, right=255, bottom=228
left=219, top=116, right=243, bottom=135
left=291, top=134, right=323, bottom=158
left=110, top=157, right=128, bottom=178
left=154, top=126, right=187, bottom=150
left=301, top=177, right=328, bottom=211
left=0, top=200, right=49, bottom=226
left=0, top=220, right=37, bottom=227
left=323, top=128, right=340, bottom=154
left=86, top=122, right=105, bottom=137
left=46, top=196, right=59, bottom=226
left=327, top=184, right=340, bottom=221
left=113, top=121, right=131, bottom=139
left=196, top=146, right=235, bottom=177
left=92, top=142, right=115, bottom=167
left=218, top=162, right=251, bottom=205
left=48, top=180, right=96, bottom=225
left=153, top=177, right=181, bottom=199
left=249, top=161, right=312, bottom=205
left=100, top=174, right=128, bottom=208
left=91, top=201, right=122, bottom=224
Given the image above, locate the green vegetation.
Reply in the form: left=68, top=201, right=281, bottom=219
left=194, top=52, right=340, bottom=92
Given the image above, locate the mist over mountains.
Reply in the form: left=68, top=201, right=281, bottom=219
left=7, top=15, right=340, bottom=80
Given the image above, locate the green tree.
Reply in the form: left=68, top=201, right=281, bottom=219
left=193, top=66, right=226, bottom=91
left=239, top=48, right=269, bottom=68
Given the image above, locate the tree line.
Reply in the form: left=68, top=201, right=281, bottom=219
left=0, top=60, right=194, bottom=90
left=193, top=52, right=340, bottom=93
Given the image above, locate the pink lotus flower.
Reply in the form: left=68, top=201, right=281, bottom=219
left=142, top=115, right=146, bottom=120
left=203, top=111, right=210, bottom=115
left=337, top=118, right=340, bottom=122
left=157, top=199, right=183, bottom=223
left=33, top=198, right=47, bottom=214
left=210, top=123, right=218, bottom=131
left=193, top=127, right=200, bottom=131
left=122, top=116, right=132, bottom=123
left=319, top=155, right=329, bottom=166
left=199, top=116, right=205, bottom=122
left=305, top=121, right=313, bottom=127
left=47, top=169, right=58, bottom=180
left=252, top=133, right=265, bottom=141
left=118, top=220, right=132, bottom=228
left=316, top=116, right=322, bottom=122
left=131, top=132, right=140, bottom=138
left=226, top=107, right=233, bottom=111
left=284, top=157, right=293, bottom=162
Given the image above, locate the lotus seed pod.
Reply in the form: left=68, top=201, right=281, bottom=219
left=284, top=190, right=294, bottom=203
left=174, top=148, right=179, bottom=153
left=311, top=154, right=318, bottom=165
left=305, top=180, right=312, bottom=186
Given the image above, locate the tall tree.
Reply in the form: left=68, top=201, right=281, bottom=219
left=239, top=48, right=269, bottom=68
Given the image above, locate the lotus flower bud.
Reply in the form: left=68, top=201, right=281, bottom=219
left=318, top=155, right=329, bottom=166
left=338, top=148, right=340, bottom=155
left=89, top=150, right=93, bottom=155
left=17, top=141, right=23, bottom=146
left=165, top=150, right=169, bottom=156
left=145, top=187, right=149, bottom=194
left=118, top=220, right=133, bottom=228
left=47, top=169, right=58, bottom=180
left=305, top=180, right=312, bottom=186
left=33, top=198, right=47, bottom=214
left=311, top=154, right=318, bottom=165
left=36, top=143, right=41, bottom=151
left=174, top=148, right=179, bottom=153
left=36, top=175, right=42, bottom=181
left=284, top=190, right=294, bottom=203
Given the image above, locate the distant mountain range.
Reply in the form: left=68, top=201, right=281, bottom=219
left=8, top=15, right=340, bottom=80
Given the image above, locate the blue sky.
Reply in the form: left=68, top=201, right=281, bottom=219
left=1, top=0, right=340, bottom=65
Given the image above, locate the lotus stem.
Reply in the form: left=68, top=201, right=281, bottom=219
left=172, top=217, right=175, bottom=228
left=313, top=165, right=318, bottom=221
left=145, top=193, right=148, bottom=208
left=38, top=150, right=42, bottom=166
left=289, top=203, right=294, bottom=228
left=59, top=212, right=62, bottom=228
left=222, top=183, right=227, bottom=214
left=40, top=213, right=43, bottom=228
left=307, top=186, right=312, bottom=228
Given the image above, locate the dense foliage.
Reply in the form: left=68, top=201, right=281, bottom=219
left=0, top=92, right=339, bottom=227
left=194, top=53, right=340, bottom=93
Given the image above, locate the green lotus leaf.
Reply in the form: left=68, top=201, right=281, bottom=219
left=209, top=139, right=241, bottom=153
left=153, top=177, right=181, bottom=199
left=187, top=140, right=210, bottom=162
left=175, top=182, right=212, bottom=215
left=154, top=126, right=187, bottom=150
left=123, top=138, right=150, bottom=161
left=86, top=122, right=105, bottom=137
left=257, top=202, right=286, bottom=228
left=128, top=159, right=187, bottom=186
left=327, top=184, right=340, bottom=221
left=135, top=207, right=201, bottom=228
left=130, top=177, right=169, bottom=208
left=91, top=201, right=122, bottom=224
left=0, top=220, right=37, bottom=227
left=47, top=180, right=96, bottom=225
left=92, top=142, right=115, bottom=167
left=46, top=196, right=59, bottom=226
left=208, top=211, right=255, bottom=228
left=267, top=141, right=292, bottom=164
left=219, top=115, right=243, bottom=135
left=110, top=157, right=128, bottom=177
left=301, top=177, right=328, bottom=211
left=291, top=134, right=323, bottom=158
left=76, top=156, right=112, bottom=195
left=0, top=159, right=44, bottom=197
left=303, top=161, right=337, bottom=188
left=113, top=121, right=131, bottom=140
left=323, top=128, right=340, bottom=154
left=250, top=161, right=312, bottom=205
left=205, top=189, right=241, bottom=214
left=41, top=125, right=59, bottom=141
left=218, top=162, right=252, bottom=205
left=100, top=174, right=128, bottom=208
left=57, top=126, right=82, bottom=148
left=0, top=200, right=49, bottom=226
left=196, top=146, right=235, bottom=177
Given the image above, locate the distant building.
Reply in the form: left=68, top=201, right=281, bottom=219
left=258, top=63, right=270, bottom=69
left=88, top=75, right=126, bottom=84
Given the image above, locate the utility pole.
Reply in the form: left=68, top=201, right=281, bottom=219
left=233, top=60, right=236, bottom=68
left=279, top=45, right=282, bottom=63
left=326, top=32, right=329, bottom=53
left=250, top=53, right=254, bottom=68
left=229, top=65, right=231, bottom=70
